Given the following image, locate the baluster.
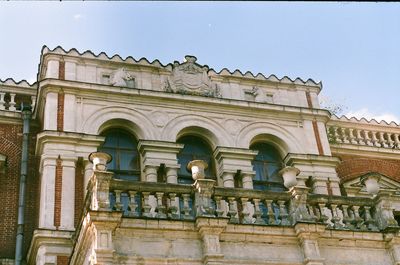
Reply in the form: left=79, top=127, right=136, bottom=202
left=240, top=197, right=252, bottom=224
left=364, top=206, right=379, bottom=231
left=352, top=205, right=365, bottom=230
left=181, top=193, right=192, bottom=220
left=31, top=95, right=36, bottom=111
left=227, top=197, right=239, bottom=223
left=142, top=192, right=152, bottom=218
left=114, top=190, right=123, bottom=211
left=0, top=92, right=5, bottom=110
left=331, top=204, right=343, bottom=229
left=318, top=203, right=329, bottom=224
left=168, top=193, right=179, bottom=219
left=333, top=127, right=342, bottom=143
left=128, top=191, right=139, bottom=217
left=378, top=132, right=388, bottom=148
left=214, top=196, right=224, bottom=217
left=9, top=93, right=16, bottom=111
left=363, top=130, right=373, bottom=146
left=341, top=127, right=349, bottom=143
left=341, top=205, right=353, bottom=230
left=155, top=192, right=166, bottom=219
left=371, top=131, right=381, bottom=147
left=394, top=133, right=400, bottom=148
left=348, top=128, right=358, bottom=144
left=265, top=199, right=275, bottom=225
left=252, top=198, right=265, bottom=224
left=308, top=205, right=317, bottom=222
left=386, top=133, right=394, bottom=148
left=355, top=129, right=365, bottom=145
left=278, top=200, right=290, bottom=226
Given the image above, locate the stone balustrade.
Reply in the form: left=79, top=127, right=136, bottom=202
left=307, top=194, right=400, bottom=232
left=87, top=173, right=399, bottom=232
left=327, top=125, right=400, bottom=149
left=0, top=91, right=36, bottom=112
left=109, top=180, right=195, bottom=220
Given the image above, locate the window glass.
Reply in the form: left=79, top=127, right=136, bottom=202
left=177, top=135, right=215, bottom=184
left=251, top=143, right=284, bottom=191
left=99, top=129, right=140, bottom=181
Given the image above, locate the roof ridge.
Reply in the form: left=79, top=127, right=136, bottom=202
left=0, top=77, right=36, bottom=88
left=41, top=45, right=322, bottom=88
left=331, top=114, right=400, bottom=127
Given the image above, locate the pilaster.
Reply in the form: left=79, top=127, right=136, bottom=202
left=195, top=217, right=228, bottom=265
left=60, top=156, right=78, bottom=230
left=295, top=223, right=326, bottom=265
left=39, top=155, right=58, bottom=229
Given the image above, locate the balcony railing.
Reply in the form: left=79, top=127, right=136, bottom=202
left=86, top=171, right=399, bottom=233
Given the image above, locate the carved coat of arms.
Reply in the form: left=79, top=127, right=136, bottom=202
left=163, top=56, right=221, bottom=98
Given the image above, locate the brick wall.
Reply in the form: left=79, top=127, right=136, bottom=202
left=74, top=158, right=84, bottom=227
left=57, top=255, right=69, bottom=265
left=335, top=154, right=400, bottom=182
left=0, top=123, right=39, bottom=259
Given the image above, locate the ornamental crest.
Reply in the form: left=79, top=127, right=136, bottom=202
left=163, top=56, right=221, bottom=98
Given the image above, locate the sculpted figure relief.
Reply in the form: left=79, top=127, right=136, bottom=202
left=110, top=68, right=134, bottom=87
left=163, top=56, right=221, bottom=98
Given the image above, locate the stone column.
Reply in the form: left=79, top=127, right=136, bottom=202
left=138, top=140, right=183, bottom=183
left=213, top=147, right=258, bottom=188
left=83, top=159, right=93, bottom=197
left=196, top=217, right=228, bottom=265
left=295, top=223, right=326, bottom=265
left=60, top=157, right=77, bottom=230
left=39, top=155, right=57, bottom=229
left=284, top=154, right=340, bottom=195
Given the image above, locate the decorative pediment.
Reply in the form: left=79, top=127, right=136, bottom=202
left=343, top=172, right=400, bottom=197
left=163, top=56, right=221, bottom=98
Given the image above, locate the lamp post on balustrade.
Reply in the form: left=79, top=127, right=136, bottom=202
left=188, top=160, right=216, bottom=217
left=88, top=152, right=113, bottom=211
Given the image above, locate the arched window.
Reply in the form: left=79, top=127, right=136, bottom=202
left=177, top=135, right=215, bottom=184
left=251, top=142, right=284, bottom=191
left=99, top=129, right=140, bottom=181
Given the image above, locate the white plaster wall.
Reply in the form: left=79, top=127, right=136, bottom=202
left=43, top=92, right=58, bottom=131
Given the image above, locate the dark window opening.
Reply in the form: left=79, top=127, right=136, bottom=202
left=177, top=135, right=216, bottom=184
left=251, top=142, right=285, bottom=191
left=99, top=129, right=140, bottom=181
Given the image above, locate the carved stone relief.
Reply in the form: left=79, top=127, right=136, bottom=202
left=110, top=68, right=135, bottom=88
left=252, top=86, right=274, bottom=103
left=163, top=56, right=221, bottom=98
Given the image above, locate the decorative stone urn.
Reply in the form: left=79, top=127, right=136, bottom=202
left=279, top=166, right=300, bottom=189
left=187, top=160, right=208, bottom=180
left=361, top=174, right=381, bottom=195
left=88, top=152, right=112, bottom=171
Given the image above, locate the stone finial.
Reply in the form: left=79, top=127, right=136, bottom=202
left=279, top=166, right=300, bottom=189
left=88, top=152, right=112, bottom=171
left=361, top=173, right=381, bottom=195
left=187, top=160, right=208, bottom=180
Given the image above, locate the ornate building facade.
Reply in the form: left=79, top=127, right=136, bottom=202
left=1, top=46, right=400, bottom=265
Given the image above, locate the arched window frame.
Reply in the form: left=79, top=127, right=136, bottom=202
left=99, top=128, right=141, bottom=181
left=177, top=135, right=216, bottom=184
left=251, top=142, right=285, bottom=191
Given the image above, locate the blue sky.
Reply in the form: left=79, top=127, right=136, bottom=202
left=1, top=2, right=399, bottom=122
